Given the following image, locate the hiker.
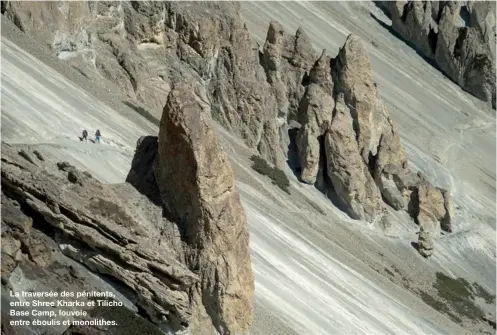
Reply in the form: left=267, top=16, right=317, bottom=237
left=95, top=129, right=101, bottom=143
left=81, top=129, right=88, bottom=142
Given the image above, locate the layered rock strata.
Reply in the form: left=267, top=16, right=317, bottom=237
left=1, top=81, right=254, bottom=335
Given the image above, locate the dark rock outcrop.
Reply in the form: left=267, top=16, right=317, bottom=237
left=125, top=135, right=161, bottom=205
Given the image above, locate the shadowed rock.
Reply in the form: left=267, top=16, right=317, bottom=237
left=126, top=135, right=161, bottom=205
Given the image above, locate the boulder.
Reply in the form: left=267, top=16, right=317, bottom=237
left=418, top=230, right=435, bottom=258
left=417, top=183, right=447, bottom=226
left=416, top=182, right=447, bottom=257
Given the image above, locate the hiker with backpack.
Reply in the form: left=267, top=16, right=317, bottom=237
left=95, top=129, right=101, bottom=143
left=81, top=129, right=88, bottom=142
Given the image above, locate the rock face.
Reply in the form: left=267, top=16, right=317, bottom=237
left=325, top=94, right=383, bottom=221
left=1, top=144, right=196, bottom=331
left=2, top=1, right=455, bottom=258
left=416, top=182, right=447, bottom=257
left=331, top=35, right=410, bottom=216
left=1, top=81, right=254, bottom=335
left=1, top=1, right=321, bottom=170
left=296, top=50, right=334, bottom=185
left=154, top=81, right=255, bottom=334
left=261, top=21, right=317, bottom=167
left=376, top=1, right=496, bottom=109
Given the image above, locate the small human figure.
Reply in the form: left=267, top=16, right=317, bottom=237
left=95, top=129, right=101, bottom=143
left=82, top=129, right=88, bottom=142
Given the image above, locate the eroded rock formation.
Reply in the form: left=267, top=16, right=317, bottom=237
left=1, top=81, right=254, bottom=334
left=416, top=182, right=446, bottom=257
left=325, top=93, right=383, bottom=221
left=154, top=81, right=255, bottom=334
left=1, top=1, right=321, bottom=170
left=376, top=0, right=496, bottom=109
left=1, top=144, right=195, bottom=331
left=296, top=50, right=334, bottom=185
left=1, top=1, right=456, bottom=262
left=293, top=34, right=454, bottom=253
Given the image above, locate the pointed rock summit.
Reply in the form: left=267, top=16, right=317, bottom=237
left=2, top=80, right=255, bottom=335
left=154, top=81, right=255, bottom=334
left=296, top=49, right=334, bottom=185
left=292, top=33, right=453, bottom=249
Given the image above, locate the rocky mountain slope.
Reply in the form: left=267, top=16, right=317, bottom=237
left=374, top=0, right=496, bottom=109
left=1, top=1, right=459, bottom=254
left=2, top=80, right=254, bottom=335
left=1, top=1, right=495, bottom=335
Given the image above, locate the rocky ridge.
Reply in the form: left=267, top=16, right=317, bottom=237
left=375, top=0, right=496, bottom=109
left=0, top=2, right=457, bottom=257
left=2, top=144, right=195, bottom=333
left=1, top=79, right=254, bottom=335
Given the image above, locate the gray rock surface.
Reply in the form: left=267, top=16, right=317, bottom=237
left=325, top=94, right=383, bottom=221
left=416, top=182, right=447, bottom=258
left=300, top=34, right=410, bottom=222
left=293, top=33, right=453, bottom=249
left=0, top=1, right=322, bottom=171
left=376, top=0, right=496, bottom=109
left=1, top=1, right=459, bottom=263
